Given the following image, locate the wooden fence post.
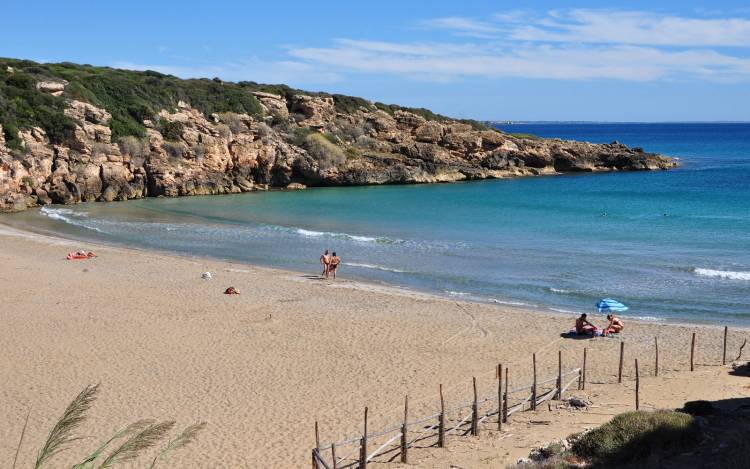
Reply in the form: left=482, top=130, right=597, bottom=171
left=618, top=342, right=625, bottom=383
left=691, top=332, right=696, bottom=372
left=438, top=384, right=446, bottom=448
left=497, top=364, right=503, bottom=430
left=557, top=350, right=563, bottom=400
left=401, top=395, right=408, bottom=463
left=503, top=367, right=509, bottom=423
left=635, top=359, right=640, bottom=410
left=313, top=421, right=320, bottom=469
left=315, top=421, right=320, bottom=451
left=581, top=348, right=587, bottom=390
left=655, top=337, right=659, bottom=377
left=723, top=326, right=728, bottom=365
left=331, top=443, right=338, bottom=469
left=359, top=407, right=368, bottom=469
left=471, top=377, right=479, bottom=436
left=532, top=353, right=537, bottom=410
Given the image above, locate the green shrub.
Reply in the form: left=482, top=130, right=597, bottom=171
left=163, top=141, right=187, bottom=161
left=303, top=132, right=345, bottom=169
left=216, top=112, right=246, bottom=134
left=510, top=132, right=541, bottom=140
left=160, top=120, right=184, bottom=141
left=118, top=135, right=149, bottom=159
left=290, top=126, right=315, bottom=147
left=571, top=410, right=699, bottom=465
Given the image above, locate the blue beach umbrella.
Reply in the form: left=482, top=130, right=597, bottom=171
left=597, top=298, right=628, bottom=313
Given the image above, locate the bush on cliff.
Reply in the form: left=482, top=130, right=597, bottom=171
left=571, top=410, right=699, bottom=466
left=303, top=133, right=346, bottom=170
left=0, top=69, right=78, bottom=148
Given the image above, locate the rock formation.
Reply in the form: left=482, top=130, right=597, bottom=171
left=0, top=80, right=676, bottom=213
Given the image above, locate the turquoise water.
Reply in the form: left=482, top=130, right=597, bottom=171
left=7, top=123, right=750, bottom=325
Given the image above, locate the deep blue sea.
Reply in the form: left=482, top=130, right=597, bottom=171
left=6, top=123, right=749, bottom=325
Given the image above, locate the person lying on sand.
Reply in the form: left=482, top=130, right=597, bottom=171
left=575, top=313, right=597, bottom=336
left=329, top=252, right=340, bottom=279
left=604, top=314, right=624, bottom=335
left=320, top=249, right=331, bottom=278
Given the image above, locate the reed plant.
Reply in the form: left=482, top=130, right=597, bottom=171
left=11, top=384, right=205, bottom=468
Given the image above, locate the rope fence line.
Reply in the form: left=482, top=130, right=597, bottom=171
left=312, top=327, right=748, bottom=469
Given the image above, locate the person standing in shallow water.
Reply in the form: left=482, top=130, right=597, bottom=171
left=329, top=252, right=341, bottom=279
left=320, top=249, right=331, bottom=278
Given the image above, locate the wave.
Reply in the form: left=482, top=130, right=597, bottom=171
left=694, top=268, right=750, bottom=281
left=550, top=287, right=571, bottom=294
left=295, top=228, right=398, bottom=244
left=446, top=290, right=470, bottom=297
left=40, top=207, right=103, bottom=232
left=491, top=298, right=531, bottom=307
left=344, top=262, right=407, bottom=273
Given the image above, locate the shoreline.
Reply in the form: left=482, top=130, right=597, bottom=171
left=0, top=215, right=740, bottom=331
left=0, top=217, right=750, bottom=331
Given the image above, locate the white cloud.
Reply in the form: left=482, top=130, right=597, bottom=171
left=288, top=39, right=750, bottom=82
left=507, top=9, right=750, bottom=47
left=285, top=9, right=750, bottom=83
left=420, top=17, right=501, bottom=38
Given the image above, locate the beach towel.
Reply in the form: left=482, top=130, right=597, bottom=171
left=566, top=327, right=603, bottom=337
left=66, top=250, right=96, bottom=260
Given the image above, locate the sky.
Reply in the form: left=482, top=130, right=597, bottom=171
left=2, top=0, right=750, bottom=121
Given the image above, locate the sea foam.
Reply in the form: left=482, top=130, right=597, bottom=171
left=694, top=268, right=750, bottom=281
left=344, top=262, right=407, bottom=273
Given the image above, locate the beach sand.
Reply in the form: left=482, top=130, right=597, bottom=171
left=1, top=224, right=749, bottom=468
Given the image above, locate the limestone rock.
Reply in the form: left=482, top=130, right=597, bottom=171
left=0, top=96, right=676, bottom=213
left=36, top=80, right=68, bottom=96
left=290, top=95, right=335, bottom=129
left=253, top=91, right=289, bottom=119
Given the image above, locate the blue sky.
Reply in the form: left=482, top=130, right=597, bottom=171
left=2, top=0, right=750, bottom=121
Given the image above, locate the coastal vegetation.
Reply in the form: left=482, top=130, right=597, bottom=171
left=514, top=410, right=700, bottom=468
left=0, top=57, right=489, bottom=150
left=13, top=384, right=204, bottom=468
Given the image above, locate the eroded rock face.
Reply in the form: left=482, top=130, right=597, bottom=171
left=0, top=94, right=676, bottom=213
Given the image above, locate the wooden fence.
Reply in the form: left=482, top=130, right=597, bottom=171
left=311, top=360, right=582, bottom=468
left=311, top=326, right=746, bottom=469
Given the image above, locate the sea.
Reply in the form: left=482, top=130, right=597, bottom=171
left=5, top=123, right=749, bottom=325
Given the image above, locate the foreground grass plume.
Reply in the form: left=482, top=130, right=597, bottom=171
left=12, top=384, right=205, bottom=468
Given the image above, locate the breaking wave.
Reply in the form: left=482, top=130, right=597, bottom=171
left=295, top=228, right=398, bottom=244
left=694, top=268, right=750, bottom=281
left=344, top=262, right=407, bottom=273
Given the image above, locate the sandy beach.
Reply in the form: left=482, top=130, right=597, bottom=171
left=1, top=223, right=749, bottom=468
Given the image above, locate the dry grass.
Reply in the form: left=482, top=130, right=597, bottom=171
left=14, top=385, right=205, bottom=469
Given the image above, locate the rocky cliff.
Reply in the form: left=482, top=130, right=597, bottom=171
left=0, top=61, right=676, bottom=213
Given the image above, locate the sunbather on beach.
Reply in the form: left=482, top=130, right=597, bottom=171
left=320, top=250, right=331, bottom=278
left=329, top=252, right=340, bottom=279
left=604, top=314, right=624, bottom=335
left=575, top=313, right=596, bottom=336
